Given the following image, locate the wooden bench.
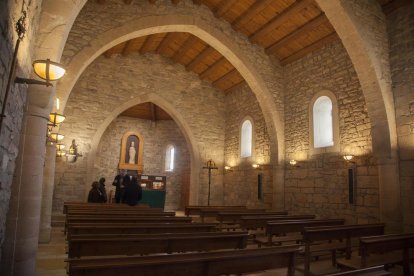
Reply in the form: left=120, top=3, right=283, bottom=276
left=240, top=214, right=316, bottom=230
left=68, top=231, right=249, bottom=258
left=64, top=202, right=150, bottom=214
left=184, top=205, right=246, bottom=216
left=259, top=219, right=345, bottom=246
left=66, top=209, right=172, bottom=216
left=200, top=208, right=277, bottom=222
left=215, top=211, right=291, bottom=228
left=336, top=233, right=414, bottom=276
left=302, top=223, right=385, bottom=276
left=66, top=245, right=300, bottom=276
left=67, top=223, right=218, bottom=239
left=322, top=265, right=390, bottom=275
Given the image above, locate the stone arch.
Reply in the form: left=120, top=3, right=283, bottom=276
left=56, top=14, right=283, bottom=165
left=87, top=93, right=201, bottom=204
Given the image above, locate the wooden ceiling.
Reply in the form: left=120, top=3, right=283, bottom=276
left=120, top=102, right=173, bottom=120
left=101, top=0, right=397, bottom=94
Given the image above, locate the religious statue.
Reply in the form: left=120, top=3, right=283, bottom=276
left=128, top=141, right=136, bottom=164
left=67, top=139, right=81, bottom=163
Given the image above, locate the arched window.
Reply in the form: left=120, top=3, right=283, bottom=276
left=165, top=145, right=175, bottom=171
left=241, top=120, right=253, bottom=157
left=313, top=96, right=334, bottom=148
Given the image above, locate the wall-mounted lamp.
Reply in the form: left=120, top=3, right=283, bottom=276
left=56, top=150, right=66, bottom=157
left=49, top=133, right=64, bottom=143
left=252, top=163, right=260, bottom=169
left=56, top=144, right=65, bottom=151
left=15, top=59, right=66, bottom=87
left=0, top=10, right=67, bottom=135
left=224, top=165, right=233, bottom=172
left=289, top=159, right=297, bottom=166
left=343, top=155, right=354, bottom=161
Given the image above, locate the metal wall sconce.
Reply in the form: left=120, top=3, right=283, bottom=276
left=343, top=155, right=354, bottom=162
left=49, top=133, right=64, bottom=143
left=252, top=163, right=260, bottom=169
left=289, top=159, right=297, bottom=166
left=0, top=10, right=66, bottom=135
left=224, top=165, right=233, bottom=172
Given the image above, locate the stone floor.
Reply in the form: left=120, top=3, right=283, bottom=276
left=36, top=226, right=408, bottom=276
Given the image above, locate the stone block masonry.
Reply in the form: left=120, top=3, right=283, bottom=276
left=54, top=53, right=225, bottom=212
left=283, top=40, right=379, bottom=223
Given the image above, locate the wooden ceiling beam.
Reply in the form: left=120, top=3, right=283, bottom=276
left=192, top=0, right=202, bottom=5
left=266, top=14, right=328, bottom=54
left=148, top=0, right=156, bottom=3
left=121, top=40, right=134, bottom=56
left=232, top=0, right=273, bottom=30
left=382, top=0, right=411, bottom=14
left=200, top=57, right=228, bottom=79
left=212, top=69, right=240, bottom=86
left=186, top=46, right=215, bottom=71
left=215, top=0, right=238, bottom=18
left=139, top=35, right=157, bottom=54
left=280, top=32, right=339, bottom=65
left=171, top=0, right=181, bottom=4
left=156, top=32, right=177, bottom=54
left=249, top=0, right=312, bottom=43
left=96, top=0, right=105, bottom=4
left=124, top=0, right=134, bottom=4
left=224, top=80, right=246, bottom=94
left=150, top=103, right=157, bottom=122
left=172, top=35, right=198, bottom=63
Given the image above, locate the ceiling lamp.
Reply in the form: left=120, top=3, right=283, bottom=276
left=15, top=59, right=66, bottom=87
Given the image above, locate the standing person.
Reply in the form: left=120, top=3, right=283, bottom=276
left=112, top=170, right=126, bottom=203
left=122, top=175, right=142, bottom=206
left=87, top=181, right=105, bottom=203
left=98, top=177, right=107, bottom=203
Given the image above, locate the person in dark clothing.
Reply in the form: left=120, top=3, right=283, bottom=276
left=122, top=175, right=142, bottom=206
left=98, top=177, right=107, bottom=203
left=87, top=181, right=105, bottom=203
left=112, top=170, right=126, bottom=203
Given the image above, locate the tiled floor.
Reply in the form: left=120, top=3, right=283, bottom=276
left=36, top=226, right=408, bottom=276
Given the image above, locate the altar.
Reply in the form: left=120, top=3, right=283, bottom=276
left=138, top=175, right=166, bottom=208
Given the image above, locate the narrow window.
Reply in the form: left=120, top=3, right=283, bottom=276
left=313, top=96, right=333, bottom=148
left=241, top=120, right=252, bottom=157
left=165, top=145, right=175, bottom=171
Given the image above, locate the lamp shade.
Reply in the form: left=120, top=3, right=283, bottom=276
left=49, top=133, right=64, bottom=142
left=56, top=150, right=66, bottom=157
left=33, top=59, right=66, bottom=81
left=49, top=112, right=65, bottom=126
left=56, top=144, right=65, bottom=151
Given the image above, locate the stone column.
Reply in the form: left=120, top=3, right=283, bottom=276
left=0, top=104, right=48, bottom=276
left=377, top=157, right=402, bottom=233
left=38, top=144, right=56, bottom=243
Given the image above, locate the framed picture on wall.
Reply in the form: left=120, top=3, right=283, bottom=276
left=119, top=131, right=144, bottom=173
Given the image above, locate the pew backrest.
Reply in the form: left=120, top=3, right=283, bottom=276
left=184, top=205, right=246, bottom=216
left=240, top=214, right=316, bottom=229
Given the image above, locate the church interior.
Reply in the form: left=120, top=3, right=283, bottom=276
left=0, top=0, right=413, bottom=275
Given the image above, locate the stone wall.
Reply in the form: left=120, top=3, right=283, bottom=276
left=388, top=2, right=414, bottom=232
left=94, top=116, right=190, bottom=211
left=283, top=40, right=379, bottom=223
left=0, top=0, right=41, bottom=259
left=224, top=85, right=273, bottom=209
left=53, top=53, right=225, bottom=212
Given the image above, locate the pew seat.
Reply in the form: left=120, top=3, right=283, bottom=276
left=66, top=245, right=300, bottom=276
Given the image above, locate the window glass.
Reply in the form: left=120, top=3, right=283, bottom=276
left=241, top=120, right=252, bottom=157
left=313, top=96, right=333, bottom=148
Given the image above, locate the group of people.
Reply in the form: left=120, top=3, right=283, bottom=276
left=87, top=170, right=143, bottom=206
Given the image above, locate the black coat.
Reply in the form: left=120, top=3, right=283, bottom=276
left=88, top=188, right=105, bottom=203
left=122, top=182, right=142, bottom=206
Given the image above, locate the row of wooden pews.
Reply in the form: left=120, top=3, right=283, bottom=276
left=185, top=206, right=407, bottom=275
left=64, top=203, right=300, bottom=275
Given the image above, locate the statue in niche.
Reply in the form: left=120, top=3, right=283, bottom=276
left=129, top=141, right=136, bottom=164
left=67, top=139, right=82, bottom=163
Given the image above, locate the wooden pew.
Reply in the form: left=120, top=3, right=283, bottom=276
left=336, top=233, right=414, bottom=276
left=322, top=265, right=390, bottom=276
left=239, top=214, right=316, bottom=230
left=66, top=245, right=300, bottom=276
left=200, top=208, right=284, bottom=222
left=64, top=202, right=150, bottom=214
left=66, top=215, right=191, bottom=225
left=66, top=209, right=171, bottom=216
left=67, top=223, right=217, bottom=239
left=302, top=223, right=385, bottom=276
left=68, top=231, right=248, bottom=258
left=259, top=219, right=345, bottom=246
left=184, top=205, right=246, bottom=216
left=215, top=211, right=291, bottom=228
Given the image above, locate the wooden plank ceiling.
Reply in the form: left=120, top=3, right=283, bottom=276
left=99, top=0, right=396, bottom=119
left=121, top=102, right=173, bottom=120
